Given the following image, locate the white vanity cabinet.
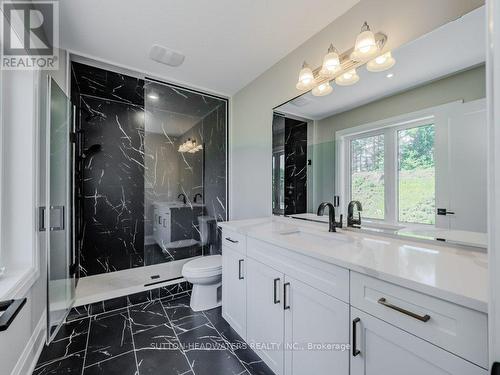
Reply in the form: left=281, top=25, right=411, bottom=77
left=283, top=275, right=349, bottom=375
left=246, top=257, right=285, bottom=374
left=220, top=225, right=488, bottom=375
left=350, top=308, right=487, bottom=375
left=245, top=238, right=350, bottom=375
left=221, top=229, right=247, bottom=340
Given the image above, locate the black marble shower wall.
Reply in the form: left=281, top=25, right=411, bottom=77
left=143, top=81, right=227, bottom=263
left=72, top=63, right=228, bottom=277
left=72, top=62, right=146, bottom=276
left=284, top=118, right=308, bottom=215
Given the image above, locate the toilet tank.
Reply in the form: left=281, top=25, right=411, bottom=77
left=198, top=216, right=215, bottom=246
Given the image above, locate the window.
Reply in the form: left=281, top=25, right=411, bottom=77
left=398, top=124, right=435, bottom=224
left=350, top=134, right=385, bottom=219
left=343, top=120, right=436, bottom=226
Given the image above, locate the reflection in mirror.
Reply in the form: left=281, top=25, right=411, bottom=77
left=273, top=7, right=486, bottom=248
left=144, top=82, right=227, bottom=266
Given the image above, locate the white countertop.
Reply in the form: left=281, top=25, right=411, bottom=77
left=289, top=213, right=487, bottom=248
left=219, top=216, right=488, bottom=313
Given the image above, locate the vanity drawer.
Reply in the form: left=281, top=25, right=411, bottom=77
left=247, top=237, right=349, bottom=303
left=221, top=229, right=246, bottom=254
left=350, top=272, right=488, bottom=368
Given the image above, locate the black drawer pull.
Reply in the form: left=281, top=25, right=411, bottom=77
left=0, top=298, right=27, bottom=332
left=225, top=237, right=239, bottom=244
left=352, top=317, right=361, bottom=356
left=378, top=297, right=431, bottom=322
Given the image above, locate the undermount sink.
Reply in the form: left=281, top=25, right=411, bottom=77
left=278, top=229, right=351, bottom=246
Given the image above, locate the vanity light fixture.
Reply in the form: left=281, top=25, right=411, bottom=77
left=336, top=69, right=359, bottom=86
left=312, top=81, right=333, bottom=97
left=296, top=61, right=316, bottom=90
left=319, top=44, right=341, bottom=78
left=351, top=22, right=379, bottom=61
left=294, top=21, right=387, bottom=93
left=178, top=139, right=203, bottom=153
left=367, top=51, right=396, bottom=72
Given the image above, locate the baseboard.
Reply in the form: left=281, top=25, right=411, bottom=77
left=11, top=311, right=46, bottom=375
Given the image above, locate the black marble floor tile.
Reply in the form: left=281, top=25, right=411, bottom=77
left=203, top=307, right=272, bottom=375
left=161, top=296, right=211, bottom=335
left=159, top=281, right=191, bottom=300
left=66, top=304, right=90, bottom=322
left=135, top=345, right=192, bottom=375
left=36, top=318, right=90, bottom=367
left=90, top=295, right=129, bottom=315
left=85, top=310, right=134, bottom=366
left=129, top=300, right=169, bottom=335
left=34, top=294, right=274, bottom=375
left=83, top=352, right=138, bottom=375
left=177, top=323, right=247, bottom=375
left=33, top=351, right=85, bottom=375
left=127, top=290, right=158, bottom=306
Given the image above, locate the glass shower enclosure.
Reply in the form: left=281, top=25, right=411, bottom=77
left=46, top=77, right=75, bottom=341
left=143, top=80, right=227, bottom=268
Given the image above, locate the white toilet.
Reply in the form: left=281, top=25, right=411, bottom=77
left=182, top=216, right=222, bottom=311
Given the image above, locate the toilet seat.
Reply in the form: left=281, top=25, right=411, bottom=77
left=182, top=255, right=222, bottom=278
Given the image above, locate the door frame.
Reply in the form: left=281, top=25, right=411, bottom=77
left=487, top=0, right=500, bottom=368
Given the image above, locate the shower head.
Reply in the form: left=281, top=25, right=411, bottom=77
left=81, top=144, right=101, bottom=159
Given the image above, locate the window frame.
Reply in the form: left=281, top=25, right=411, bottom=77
left=335, top=101, right=461, bottom=227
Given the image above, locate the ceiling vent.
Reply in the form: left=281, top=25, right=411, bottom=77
left=149, top=44, right=185, bottom=67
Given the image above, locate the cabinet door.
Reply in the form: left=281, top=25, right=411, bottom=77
left=222, top=248, right=247, bottom=340
left=246, top=257, right=285, bottom=375
left=284, top=276, right=349, bottom=375
left=350, top=308, right=487, bottom=375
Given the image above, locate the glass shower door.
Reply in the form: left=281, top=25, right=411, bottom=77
left=46, top=77, right=75, bottom=341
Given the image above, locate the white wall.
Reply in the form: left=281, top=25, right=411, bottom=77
left=230, top=0, right=484, bottom=219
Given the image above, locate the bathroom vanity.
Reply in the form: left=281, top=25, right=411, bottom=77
left=219, top=217, right=488, bottom=375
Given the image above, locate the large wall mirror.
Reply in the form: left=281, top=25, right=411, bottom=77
left=273, top=7, right=486, bottom=248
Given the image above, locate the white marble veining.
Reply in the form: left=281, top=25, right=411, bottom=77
left=219, top=216, right=488, bottom=313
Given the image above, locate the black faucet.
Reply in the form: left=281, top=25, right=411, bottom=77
left=317, top=202, right=343, bottom=232
left=347, top=200, right=363, bottom=228
left=193, top=193, right=203, bottom=203
left=178, top=193, right=187, bottom=205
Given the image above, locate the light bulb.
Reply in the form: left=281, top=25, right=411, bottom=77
left=367, top=51, right=396, bottom=72
left=350, top=22, right=378, bottom=61
left=319, top=44, right=341, bottom=78
left=312, top=81, right=333, bottom=97
left=296, top=61, right=315, bottom=90
left=335, top=69, right=359, bottom=86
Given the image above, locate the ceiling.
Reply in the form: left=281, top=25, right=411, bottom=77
left=60, top=0, right=360, bottom=96
left=276, top=7, right=485, bottom=120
